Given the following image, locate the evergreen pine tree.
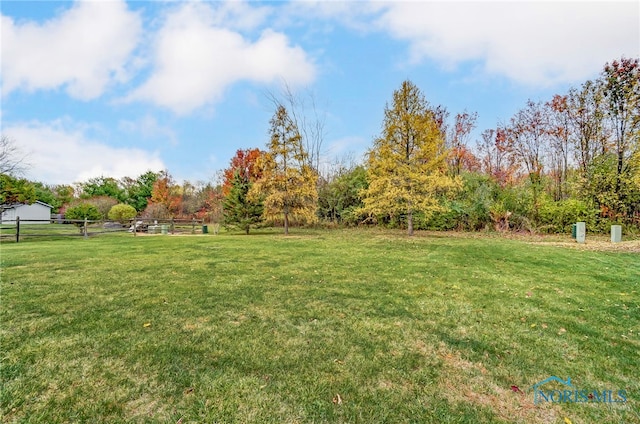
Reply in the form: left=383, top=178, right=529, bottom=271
left=223, top=171, right=263, bottom=234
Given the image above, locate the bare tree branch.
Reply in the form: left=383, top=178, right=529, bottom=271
left=264, top=82, right=328, bottom=175
left=0, top=135, right=30, bottom=176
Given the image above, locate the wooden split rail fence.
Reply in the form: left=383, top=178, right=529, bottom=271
left=0, top=217, right=210, bottom=243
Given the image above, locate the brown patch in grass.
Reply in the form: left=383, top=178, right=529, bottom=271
left=183, top=316, right=211, bottom=331
left=427, top=343, right=561, bottom=424
left=530, top=239, right=640, bottom=253
left=390, top=229, right=640, bottom=253
left=125, top=394, right=164, bottom=419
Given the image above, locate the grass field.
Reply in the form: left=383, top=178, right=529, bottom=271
left=1, top=229, right=638, bottom=423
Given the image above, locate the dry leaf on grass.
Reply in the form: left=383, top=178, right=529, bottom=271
left=332, top=394, right=343, bottom=405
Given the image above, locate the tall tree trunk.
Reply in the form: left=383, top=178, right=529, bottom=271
left=616, top=150, right=624, bottom=195
left=284, top=212, right=289, bottom=235
left=407, top=209, right=414, bottom=236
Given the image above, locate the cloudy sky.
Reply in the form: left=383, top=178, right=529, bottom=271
left=2, top=0, right=638, bottom=185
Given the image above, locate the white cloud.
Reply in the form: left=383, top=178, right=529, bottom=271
left=376, top=1, right=640, bottom=86
left=279, top=1, right=385, bottom=32
left=3, top=120, right=164, bottom=185
left=207, top=0, right=273, bottom=31
left=1, top=0, right=141, bottom=99
left=126, top=2, right=316, bottom=114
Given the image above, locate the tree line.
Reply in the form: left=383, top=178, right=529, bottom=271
left=1, top=57, right=638, bottom=235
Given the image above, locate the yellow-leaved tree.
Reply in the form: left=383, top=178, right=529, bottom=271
left=631, top=150, right=640, bottom=188
left=360, top=80, right=460, bottom=235
left=250, top=105, right=318, bottom=234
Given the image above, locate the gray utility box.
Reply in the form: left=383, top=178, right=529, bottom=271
left=576, top=222, right=586, bottom=244
left=611, top=225, right=622, bottom=243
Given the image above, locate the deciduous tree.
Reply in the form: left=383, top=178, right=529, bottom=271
left=602, top=57, right=640, bottom=195
left=85, top=196, right=118, bottom=220
left=317, top=164, right=368, bottom=224
left=33, top=182, right=60, bottom=212
left=268, top=84, right=327, bottom=175
left=508, top=100, right=550, bottom=218
left=360, top=80, right=459, bottom=235
left=448, top=111, right=478, bottom=176
left=250, top=105, right=318, bottom=234
left=199, top=183, right=224, bottom=223
left=122, top=171, right=158, bottom=212
left=0, top=174, right=36, bottom=205
left=79, top=176, right=125, bottom=202
left=547, top=95, right=573, bottom=200
left=0, top=135, right=29, bottom=176
left=567, top=80, right=607, bottom=176
left=149, top=171, right=182, bottom=218
left=222, top=148, right=264, bottom=196
left=477, top=127, right=518, bottom=187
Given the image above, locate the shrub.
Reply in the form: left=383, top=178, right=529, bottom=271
left=418, top=206, right=458, bottom=231
left=86, top=196, right=119, bottom=219
left=65, top=203, right=101, bottom=221
left=538, top=198, right=598, bottom=234
left=64, top=203, right=101, bottom=233
left=421, top=173, right=497, bottom=231
left=142, top=202, right=171, bottom=220
left=108, top=204, right=137, bottom=223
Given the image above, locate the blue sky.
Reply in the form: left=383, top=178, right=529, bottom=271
left=2, top=0, right=638, bottom=186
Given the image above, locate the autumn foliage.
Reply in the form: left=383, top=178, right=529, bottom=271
left=14, top=56, right=640, bottom=234
left=147, top=171, right=182, bottom=218
left=360, top=80, right=459, bottom=235
left=221, top=148, right=264, bottom=196
left=249, top=105, right=318, bottom=234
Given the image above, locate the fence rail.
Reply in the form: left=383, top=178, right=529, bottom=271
left=0, top=217, right=210, bottom=243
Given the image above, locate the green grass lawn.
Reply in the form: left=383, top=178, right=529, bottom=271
left=1, top=229, right=638, bottom=423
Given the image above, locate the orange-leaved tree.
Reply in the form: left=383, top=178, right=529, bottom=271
left=147, top=170, right=182, bottom=218
left=221, top=148, right=264, bottom=196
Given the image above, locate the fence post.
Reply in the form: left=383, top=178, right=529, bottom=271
left=171, top=218, right=175, bottom=234
left=191, top=218, right=196, bottom=234
left=83, top=217, right=88, bottom=238
left=16, top=216, right=20, bottom=243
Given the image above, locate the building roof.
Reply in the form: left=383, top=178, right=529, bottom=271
left=1, top=200, right=53, bottom=209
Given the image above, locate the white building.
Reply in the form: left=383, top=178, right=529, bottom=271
left=0, top=201, right=53, bottom=224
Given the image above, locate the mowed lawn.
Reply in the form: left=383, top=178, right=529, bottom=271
left=1, top=229, right=638, bottom=423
